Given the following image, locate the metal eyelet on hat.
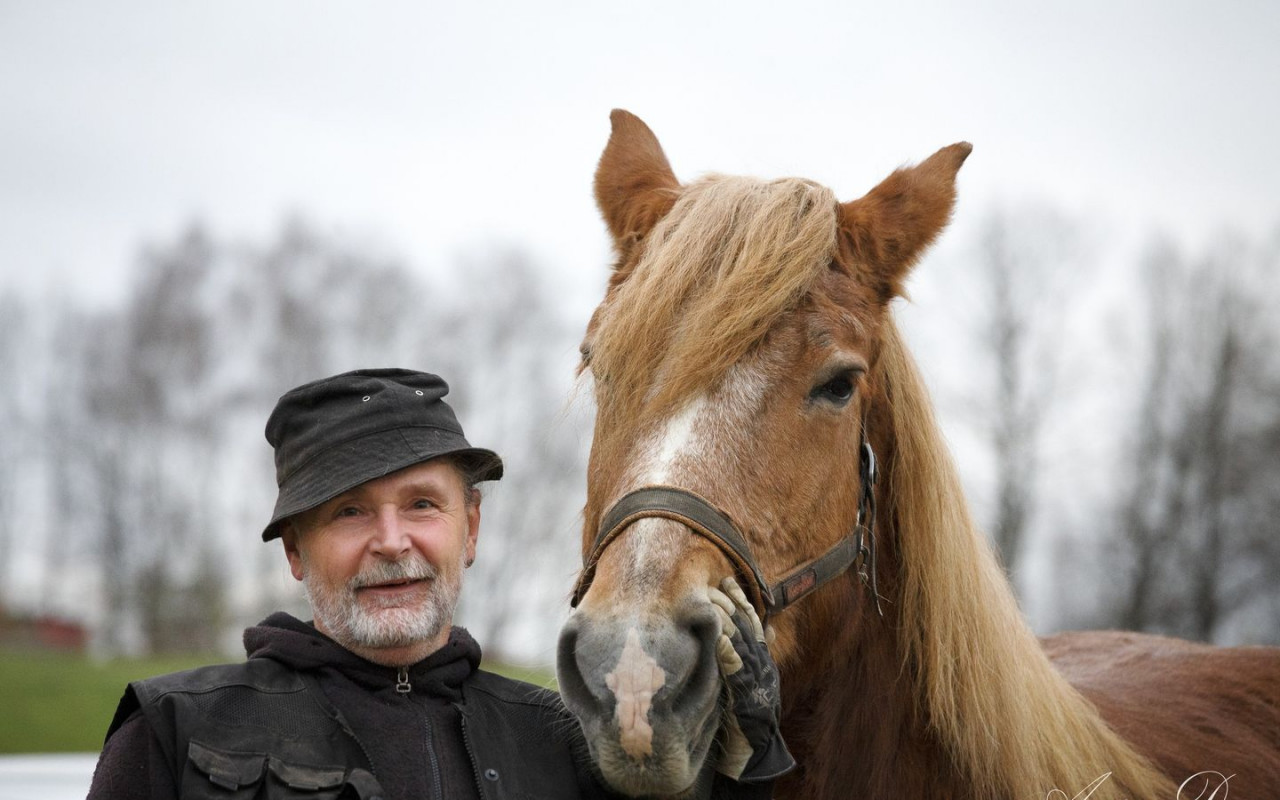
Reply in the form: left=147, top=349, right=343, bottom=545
left=415, top=390, right=424, bottom=396
left=362, top=396, right=370, bottom=402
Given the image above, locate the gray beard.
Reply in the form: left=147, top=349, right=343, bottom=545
left=302, top=551, right=464, bottom=651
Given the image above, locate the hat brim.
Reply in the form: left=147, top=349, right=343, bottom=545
left=262, top=426, right=502, bottom=541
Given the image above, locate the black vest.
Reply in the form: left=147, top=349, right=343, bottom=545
left=108, top=657, right=606, bottom=800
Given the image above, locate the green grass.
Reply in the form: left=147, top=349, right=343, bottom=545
left=0, top=648, right=555, bottom=753
left=0, top=648, right=222, bottom=752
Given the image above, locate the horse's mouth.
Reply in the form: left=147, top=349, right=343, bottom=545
left=591, top=741, right=703, bottom=797
left=585, top=691, right=722, bottom=797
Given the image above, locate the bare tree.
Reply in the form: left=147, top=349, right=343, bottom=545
left=9, top=218, right=590, bottom=661
left=1112, top=241, right=1190, bottom=631
left=437, top=248, right=585, bottom=661
left=1110, top=233, right=1280, bottom=643
left=0, top=294, right=25, bottom=594
left=56, top=228, right=229, bottom=653
left=967, top=207, right=1082, bottom=582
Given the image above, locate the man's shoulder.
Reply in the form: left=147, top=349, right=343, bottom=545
left=111, top=657, right=312, bottom=742
left=131, top=657, right=303, bottom=701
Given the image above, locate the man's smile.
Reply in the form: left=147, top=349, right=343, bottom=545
left=359, top=577, right=429, bottom=597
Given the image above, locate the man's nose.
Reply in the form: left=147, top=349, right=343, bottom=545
left=369, top=507, right=411, bottom=557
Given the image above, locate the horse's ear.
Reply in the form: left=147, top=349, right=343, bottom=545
left=595, top=110, right=680, bottom=253
left=839, top=142, right=972, bottom=301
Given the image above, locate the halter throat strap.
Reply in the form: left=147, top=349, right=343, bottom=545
left=571, top=441, right=880, bottom=621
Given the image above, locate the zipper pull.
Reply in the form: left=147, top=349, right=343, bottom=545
left=396, top=668, right=411, bottom=694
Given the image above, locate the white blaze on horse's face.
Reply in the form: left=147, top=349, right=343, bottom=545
left=647, top=393, right=706, bottom=484
left=618, top=396, right=707, bottom=580
left=605, top=627, right=666, bottom=760
left=634, top=365, right=768, bottom=490
left=616, top=367, right=766, bottom=586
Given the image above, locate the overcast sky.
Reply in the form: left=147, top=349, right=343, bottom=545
left=2, top=1, right=1278, bottom=310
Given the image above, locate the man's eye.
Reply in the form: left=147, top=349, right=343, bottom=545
left=336, top=506, right=361, bottom=518
left=412, top=499, right=436, bottom=510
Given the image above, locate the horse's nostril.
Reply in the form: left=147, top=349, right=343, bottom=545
left=665, top=601, right=722, bottom=716
left=681, top=602, right=720, bottom=646
left=556, top=617, right=598, bottom=714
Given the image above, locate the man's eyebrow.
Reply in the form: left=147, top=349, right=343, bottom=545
left=311, top=492, right=357, bottom=514
left=321, top=477, right=451, bottom=508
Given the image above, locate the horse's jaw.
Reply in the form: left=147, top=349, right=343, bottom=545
left=557, top=600, right=724, bottom=797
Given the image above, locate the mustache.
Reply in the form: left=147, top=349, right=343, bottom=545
left=349, top=556, right=439, bottom=590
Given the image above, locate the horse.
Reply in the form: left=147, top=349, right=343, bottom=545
left=555, top=110, right=1280, bottom=799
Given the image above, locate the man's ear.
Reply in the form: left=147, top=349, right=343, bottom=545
left=464, top=499, right=481, bottom=568
left=281, top=523, right=305, bottom=582
left=839, top=142, right=972, bottom=302
left=594, top=109, right=680, bottom=264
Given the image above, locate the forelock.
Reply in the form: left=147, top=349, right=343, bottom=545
left=591, top=174, right=838, bottom=422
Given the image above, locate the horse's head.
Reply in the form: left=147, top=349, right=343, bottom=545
left=556, top=110, right=969, bottom=796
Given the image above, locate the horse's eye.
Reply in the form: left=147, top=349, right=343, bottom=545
left=810, top=374, right=857, bottom=405
left=579, top=342, right=593, bottom=366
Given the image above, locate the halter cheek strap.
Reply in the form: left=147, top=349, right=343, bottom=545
left=571, top=440, right=881, bottom=621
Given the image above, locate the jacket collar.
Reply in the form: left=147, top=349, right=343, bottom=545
left=243, top=612, right=482, bottom=701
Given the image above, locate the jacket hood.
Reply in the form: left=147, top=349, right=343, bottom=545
left=243, top=612, right=482, bottom=701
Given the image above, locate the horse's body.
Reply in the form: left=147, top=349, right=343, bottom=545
left=1048, top=632, right=1280, bottom=796
left=556, top=110, right=1280, bottom=799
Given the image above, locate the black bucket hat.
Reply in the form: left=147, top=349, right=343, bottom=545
left=261, top=368, right=503, bottom=541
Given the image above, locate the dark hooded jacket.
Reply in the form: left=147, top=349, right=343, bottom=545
left=87, top=613, right=608, bottom=800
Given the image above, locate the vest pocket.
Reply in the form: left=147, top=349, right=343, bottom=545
left=184, top=740, right=267, bottom=798
left=184, top=740, right=376, bottom=799
left=266, top=756, right=348, bottom=797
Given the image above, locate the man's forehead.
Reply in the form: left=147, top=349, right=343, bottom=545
left=286, top=458, right=467, bottom=535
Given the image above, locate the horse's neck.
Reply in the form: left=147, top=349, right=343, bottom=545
left=773, top=409, right=963, bottom=798
left=776, top=579, right=968, bottom=799
left=775, top=370, right=1176, bottom=800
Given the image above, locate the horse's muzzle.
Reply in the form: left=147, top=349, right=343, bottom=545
left=556, top=597, right=723, bottom=795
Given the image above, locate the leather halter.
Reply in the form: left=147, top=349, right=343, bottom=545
left=571, top=440, right=881, bottom=621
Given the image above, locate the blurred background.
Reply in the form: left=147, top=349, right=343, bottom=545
left=1, top=0, right=1278, bottom=775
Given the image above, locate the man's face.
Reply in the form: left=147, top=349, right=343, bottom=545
left=282, top=458, right=480, bottom=663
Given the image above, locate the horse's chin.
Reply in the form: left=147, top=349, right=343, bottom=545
left=584, top=708, right=720, bottom=798
left=596, top=755, right=698, bottom=798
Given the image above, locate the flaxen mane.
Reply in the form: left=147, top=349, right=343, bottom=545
left=880, top=319, right=1175, bottom=799
left=591, top=175, right=836, bottom=423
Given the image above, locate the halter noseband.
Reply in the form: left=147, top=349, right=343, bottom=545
left=571, top=440, right=882, bottom=621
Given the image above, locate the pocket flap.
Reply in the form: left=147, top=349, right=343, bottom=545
left=268, top=757, right=348, bottom=790
left=187, top=740, right=267, bottom=790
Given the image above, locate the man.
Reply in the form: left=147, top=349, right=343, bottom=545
left=89, top=368, right=791, bottom=799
